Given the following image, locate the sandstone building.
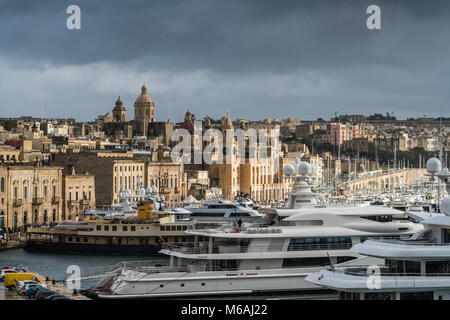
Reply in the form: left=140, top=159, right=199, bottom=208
left=0, top=164, right=63, bottom=232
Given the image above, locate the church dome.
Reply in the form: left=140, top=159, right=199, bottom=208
left=135, top=84, right=153, bottom=104
left=184, top=110, right=192, bottom=121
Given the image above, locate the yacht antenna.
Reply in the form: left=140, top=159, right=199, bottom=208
left=327, top=252, right=335, bottom=271
left=353, top=155, right=357, bottom=206
left=437, top=116, right=444, bottom=212
left=439, top=115, right=444, bottom=163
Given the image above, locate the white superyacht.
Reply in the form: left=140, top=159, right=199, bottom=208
left=306, top=157, right=450, bottom=300
left=92, top=159, right=422, bottom=299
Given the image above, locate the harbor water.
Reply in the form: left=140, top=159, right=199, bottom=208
left=0, top=249, right=336, bottom=300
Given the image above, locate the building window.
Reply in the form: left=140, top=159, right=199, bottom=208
left=112, top=226, right=117, bottom=231
left=123, top=226, right=128, bottom=232
left=33, top=209, right=38, bottom=226
left=0, top=178, right=4, bottom=193
left=131, top=226, right=136, bottom=231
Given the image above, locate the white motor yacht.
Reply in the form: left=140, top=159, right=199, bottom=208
left=86, top=177, right=162, bottom=219
left=184, top=200, right=264, bottom=223
left=306, top=158, right=450, bottom=300
left=92, top=159, right=422, bottom=299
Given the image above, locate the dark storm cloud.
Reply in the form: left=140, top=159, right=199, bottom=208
left=0, top=0, right=449, bottom=121
left=2, top=0, right=449, bottom=71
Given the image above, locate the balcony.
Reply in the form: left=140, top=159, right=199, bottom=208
left=13, top=199, right=23, bottom=207
left=81, top=199, right=90, bottom=205
left=32, top=198, right=44, bottom=205
left=52, top=197, right=61, bottom=204
left=160, top=187, right=172, bottom=194
left=68, top=200, right=78, bottom=207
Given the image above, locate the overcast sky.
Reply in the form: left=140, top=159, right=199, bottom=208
left=0, top=0, right=449, bottom=122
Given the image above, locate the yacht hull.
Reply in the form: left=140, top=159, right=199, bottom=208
left=96, top=268, right=325, bottom=299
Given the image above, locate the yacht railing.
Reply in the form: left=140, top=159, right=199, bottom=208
left=161, top=242, right=353, bottom=255
left=191, top=224, right=283, bottom=234
left=365, top=239, right=450, bottom=246
left=119, top=263, right=271, bottom=274
left=110, top=260, right=269, bottom=273
left=327, top=265, right=450, bottom=277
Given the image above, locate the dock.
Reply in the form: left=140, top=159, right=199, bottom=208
left=0, top=271, right=91, bottom=300
left=0, top=239, right=25, bottom=251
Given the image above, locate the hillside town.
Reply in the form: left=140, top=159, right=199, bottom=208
left=0, top=84, right=448, bottom=236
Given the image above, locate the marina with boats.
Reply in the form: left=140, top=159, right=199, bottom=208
left=82, top=157, right=448, bottom=299
left=1, top=156, right=449, bottom=300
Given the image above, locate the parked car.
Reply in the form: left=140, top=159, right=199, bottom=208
left=17, top=279, right=47, bottom=291
left=45, top=294, right=72, bottom=300
left=35, top=289, right=58, bottom=300
left=25, top=285, right=51, bottom=297
left=21, top=282, right=47, bottom=295
left=0, top=269, right=17, bottom=281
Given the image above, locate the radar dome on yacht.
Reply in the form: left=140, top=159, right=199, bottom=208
left=298, top=162, right=311, bottom=174
left=137, top=187, right=145, bottom=197
left=427, top=158, right=442, bottom=174
left=443, top=168, right=449, bottom=175
left=145, top=187, right=152, bottom=194
left=442, top=198, right=450, bottom=216
left=283, top=163, right=297, bottom=176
